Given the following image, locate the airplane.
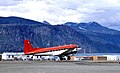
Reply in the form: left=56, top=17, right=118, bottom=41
left=24, top=40, right=80, bottom=60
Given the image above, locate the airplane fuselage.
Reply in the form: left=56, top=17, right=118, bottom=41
left=24, top=40, right=79, bottom=60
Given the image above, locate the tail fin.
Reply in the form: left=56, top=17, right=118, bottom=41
left=24, top=40, right=34, bottom=54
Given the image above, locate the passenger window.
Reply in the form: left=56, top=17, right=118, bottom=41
left=8, top=55, right=10, bottom=58
left=12, top=55, right=14, bottom=58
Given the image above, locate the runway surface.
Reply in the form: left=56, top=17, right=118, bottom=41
left=0, top=61, right=120, bottom=73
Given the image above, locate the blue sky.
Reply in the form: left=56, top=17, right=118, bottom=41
left=0, top=0, right=120, bottom=30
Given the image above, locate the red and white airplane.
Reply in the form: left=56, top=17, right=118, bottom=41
left=24, top=40, right=80, bottom=60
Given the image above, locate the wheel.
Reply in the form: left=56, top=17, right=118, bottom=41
left=59, top=57, right=63, bottom=60
left=67, top=56, right=71, bottom=60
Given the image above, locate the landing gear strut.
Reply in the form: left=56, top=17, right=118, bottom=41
left=59, top=56, right=71, bottom=60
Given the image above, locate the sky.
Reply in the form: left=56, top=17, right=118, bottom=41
left=0, top=0, right=120, bottom=30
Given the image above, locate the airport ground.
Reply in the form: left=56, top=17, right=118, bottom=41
left=0, top=60, right=120, bottom=73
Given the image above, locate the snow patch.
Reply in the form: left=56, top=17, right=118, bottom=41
left=79, top=27, right=87, bottom=30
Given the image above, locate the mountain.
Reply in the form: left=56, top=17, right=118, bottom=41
left=64, top=22, right=120, bottom=35
left=42, top=21, right=51, bottom=25
left=0, top=24, right=96, bottom=53
left=0, top=16, right=95, bottom=53
left=0, top=16, right=120, bottom=53
left=0, top=16, right=44, bottom=24
left=64, top=22, right=120, bottom=53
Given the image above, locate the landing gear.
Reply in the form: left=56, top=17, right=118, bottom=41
left=59, top=56, right=71, bottom=61
left=59, top=57, right=64, bottom=61
left=67, top=56, right=71, bottom=60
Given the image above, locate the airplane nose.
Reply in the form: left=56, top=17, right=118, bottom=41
left=77, top=48, right=82, bottom=50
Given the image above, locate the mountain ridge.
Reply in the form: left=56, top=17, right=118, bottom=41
left=0, top=16, right=120, bottom=53
left=0, top=16, right=44, bottom=25
left=64, top=21, right=120, bottom=53
left=64, top=21, right=120, bottom=34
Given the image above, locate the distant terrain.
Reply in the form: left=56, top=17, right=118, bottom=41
left=0, top=16, right=120, bottom=53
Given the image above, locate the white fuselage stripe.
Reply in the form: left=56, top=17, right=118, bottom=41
left=35, top=49, right=68, bottom=56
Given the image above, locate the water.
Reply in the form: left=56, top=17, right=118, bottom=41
left=75, top=53, right=120, bottom=56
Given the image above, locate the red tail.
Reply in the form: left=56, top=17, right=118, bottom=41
left=24, top=40, right=34, bottom=54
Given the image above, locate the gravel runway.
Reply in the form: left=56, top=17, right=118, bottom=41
left=0, top=61, right=120, bottom=73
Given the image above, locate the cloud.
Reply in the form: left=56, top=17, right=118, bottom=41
left=0, top=0, right=120, bottom=30
left=0, top=0, right=22, bottom=6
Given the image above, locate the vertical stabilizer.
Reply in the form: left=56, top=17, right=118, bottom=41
left=24, top=40, right=34, bottom=54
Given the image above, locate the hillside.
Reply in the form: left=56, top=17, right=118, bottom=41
left=0, top=16, right=120, bottom=53
left=0, top=24, right=95, bottom=53
left=0, top=16, right=43, bottom=24
left=64, top=22, right=120, bottom=34
left=64, top=22, right=120, bottom=53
